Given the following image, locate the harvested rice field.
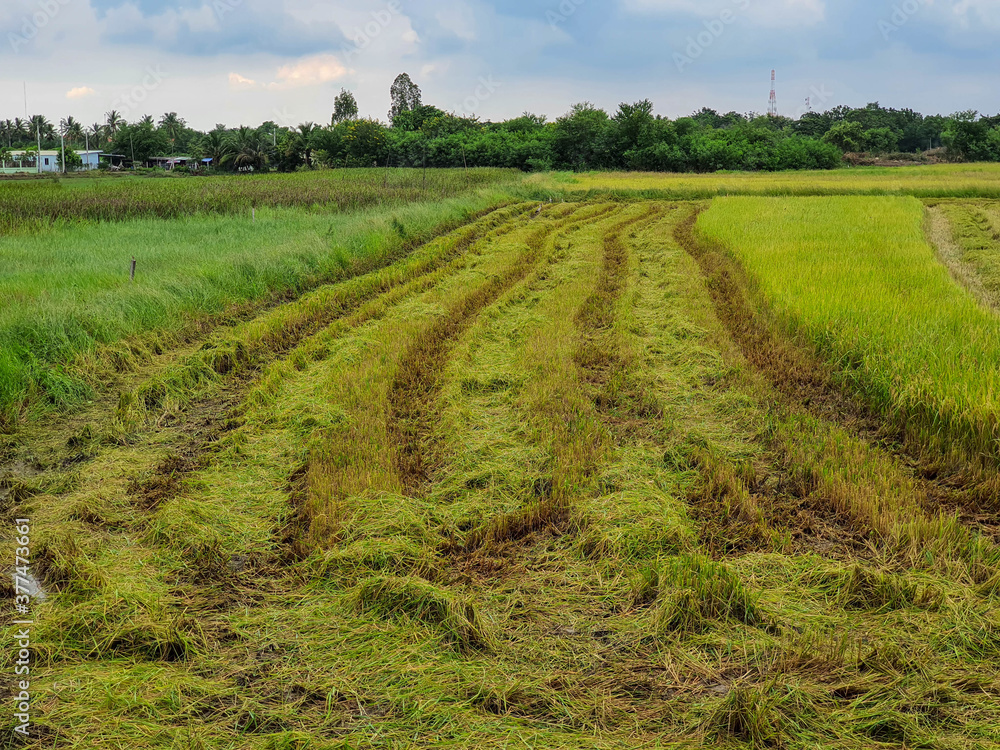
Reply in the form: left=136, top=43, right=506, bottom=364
left=5, top=168, right=1000, bottom=748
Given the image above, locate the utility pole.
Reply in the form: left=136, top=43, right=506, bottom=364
left=130, top=132, right=135, bottom=168
left=60, top=124, right=66, bottom=174
left=36, top=126, right=41, bottom=174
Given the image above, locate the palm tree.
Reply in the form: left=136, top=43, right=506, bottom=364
left=158, top=112, right=186, bottom=154
left=295, top=122, right=318, bottom=167
left=61, top=116, right=83, bottom=147
left=138, top=114, right=154, bottom=127
left=28, top=115, right=51, bottom=143
left=13, top=118, right=27, bottom=145
left=224, top=126, right=268, bottom=172
left=199, top=129, right=232, bottom=170
left=88, top=123, right=105, bottom=143
left=0, top=119, right=12, bottom=148
left=105, top=110, right=125, bottom=136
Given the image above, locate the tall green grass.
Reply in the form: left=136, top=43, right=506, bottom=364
left=0, top=186, right=515, bottom=430
left=698, top=195, right=1000, bottom=475
left=0, top=168, right=517, bottom=233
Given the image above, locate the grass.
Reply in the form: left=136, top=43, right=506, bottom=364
left=529, top=163, right=1000, bottom=199
left=697, top=195, right=1000, bottom=489
left=0, top=168, right=517, bottom=232
left=6, top=171, right=1000, bottom=747
left=0, top=178, right=519, bottom=432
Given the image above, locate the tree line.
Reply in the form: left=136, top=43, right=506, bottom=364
left=4, top=73, right=1000, bottom=174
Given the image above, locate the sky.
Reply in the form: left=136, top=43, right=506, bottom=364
left=1, top=0, right=998, bottom=131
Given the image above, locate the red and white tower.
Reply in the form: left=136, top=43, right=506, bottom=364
left=768, top=70, right=778, bottom=117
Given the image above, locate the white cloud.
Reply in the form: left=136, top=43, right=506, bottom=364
left=434, top=3, right=478, bottom=40
left=228, top=73, right=257, bottom=90
left=229, top=55, right=351, bottom=92
left=66, top=86, right=96, bottom=100
left=272, top=54, right=350, bottom=88
left=950, top=0, right=1000, bottom=28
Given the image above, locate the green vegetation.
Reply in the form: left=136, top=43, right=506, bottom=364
left=4, top=170, right=1000, bottom=748
left=530, top=163, right=1000, bottom=199
left=697, top=196, right=1000, bottom=486
left=6, top=87, right=1000, bottom=177
left=0, top=168, right=515, bottom=232
left=0, top=169, right=517, bottom=431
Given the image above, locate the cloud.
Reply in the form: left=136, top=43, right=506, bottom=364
left=229, top=55, right=350, bottom=93
left=622, top=0, right=826, bottom=26
left=434, top=3, right=478, bottom=40
left=949, top=0, right=1000, bottom=28
left=97, top=0, right=347, bottom=57
left=228, top=72, right=257, bottom=90
left=272, top=55, right=350, bottom=88
left=66, top=86, right=97, bottom=99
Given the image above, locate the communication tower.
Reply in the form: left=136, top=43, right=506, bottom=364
left=768, top=70, right=778, bottom=117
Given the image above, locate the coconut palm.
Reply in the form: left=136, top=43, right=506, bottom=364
left=138, top=114, right=154, bottom=127
left=199, top=129, right=232, bottom=170
left=13, top=118, right=27, bottom=144
left=295, top=122, right=318, bottom=167
left=158, top=112, right=185, bottom=151
left=61, top=116, right=83, bottom=147
left=224, top=126, right=269, bottom=172
left=88, top=123, right=105, bottom=143
left=105, top=110, right=125, bottom=136
left=28, top=115, right=52, bottom=143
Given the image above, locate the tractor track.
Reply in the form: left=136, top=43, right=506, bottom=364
left=387, top=203, right=620, bottom=499
left=0, top=203, right=535, bottom=603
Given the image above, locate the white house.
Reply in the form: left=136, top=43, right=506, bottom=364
left=2, top=149, right=103, bottom=174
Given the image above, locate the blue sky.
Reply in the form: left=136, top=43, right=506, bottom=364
left=2, top=0, right=998, bottom=130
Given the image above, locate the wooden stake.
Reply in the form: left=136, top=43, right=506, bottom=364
left=130, top=257, right=136, bottom=283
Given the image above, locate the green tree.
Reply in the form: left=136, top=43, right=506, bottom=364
left=609, top=99, right=657, bottom=167
left=198, top=129, right=232, bottom=170
left=158, top=112, right=186, bottom=153
left=342, top=118, right=388, bottom=166
left=863, top=126, right=900, bottom=154
left=552, top=102, right=611, bottom=170
left=111, top=121, right=168, bottom=165
left=822, top=121, right=865, bottom=152
left=105, top=110, right=125, bottom=136
left=61, top=116, right=83, bottom=147
left=224, top=126, right=269, bottom=172
left=333, top=89, right=359, bottom=125
left=57, top=148, right=83, bottom=171
left=389, top=73, right=422, bottom=126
